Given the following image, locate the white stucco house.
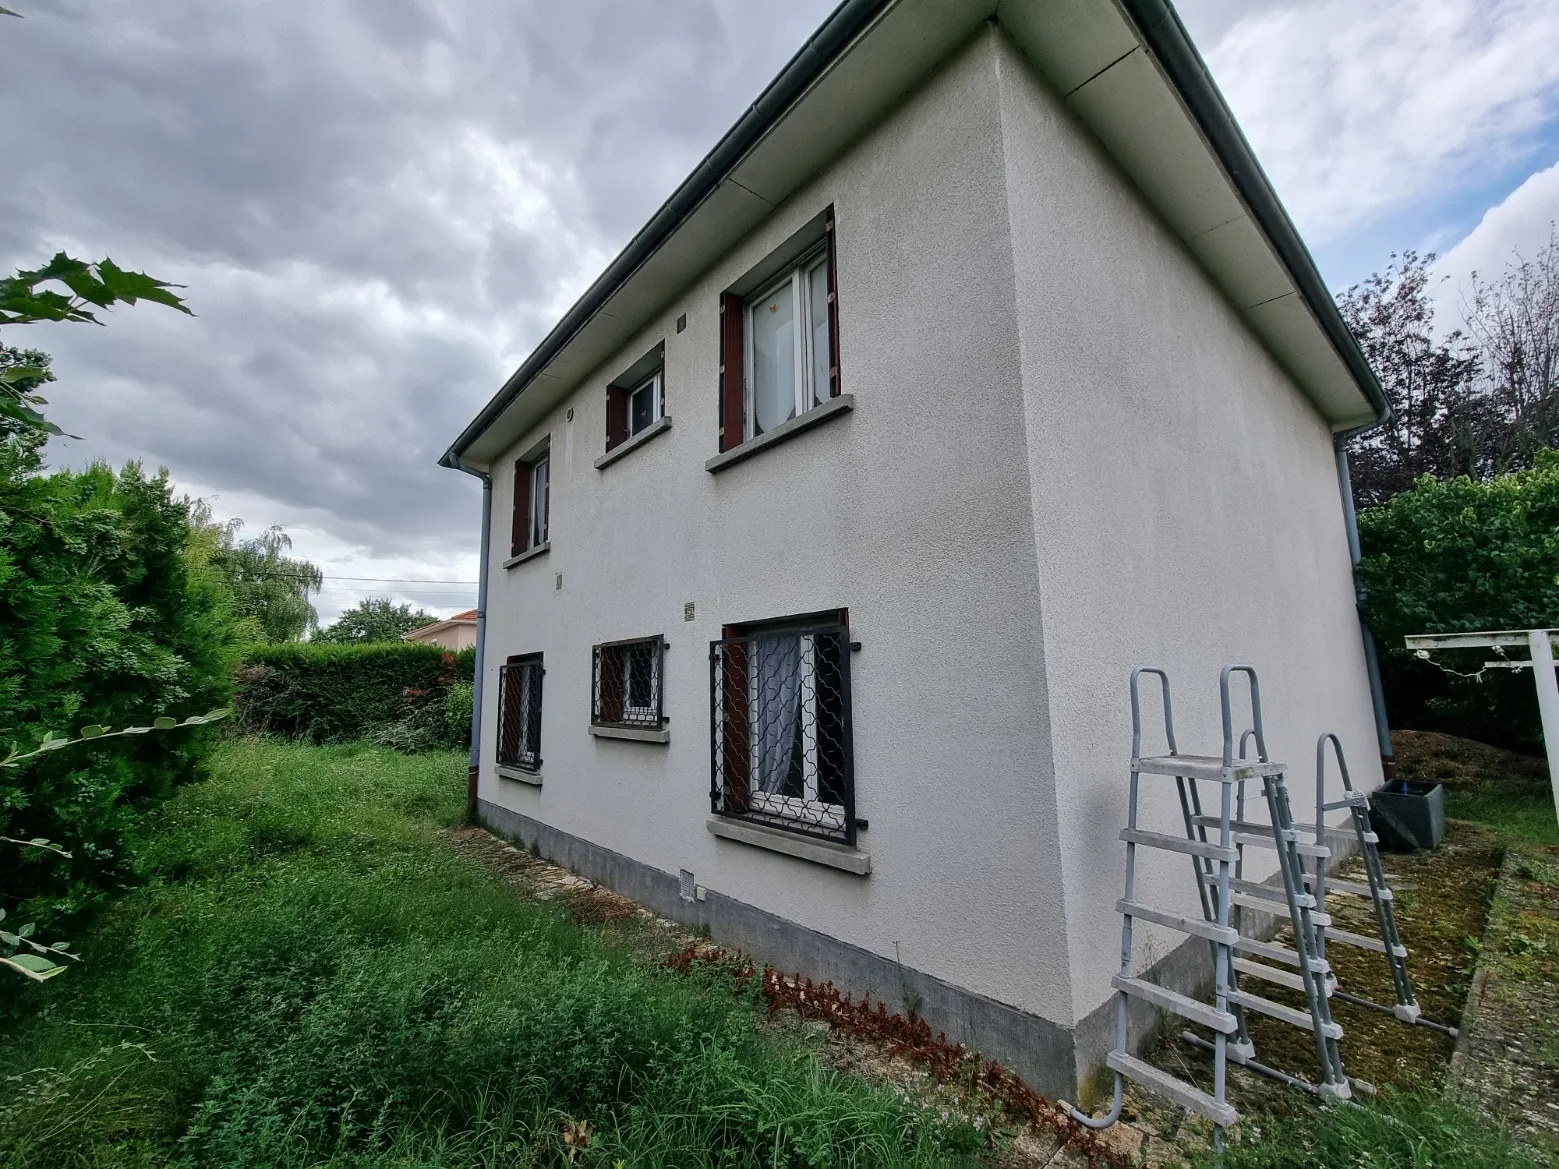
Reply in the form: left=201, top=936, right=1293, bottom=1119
left=440, top=0, right=1390, bottom=1101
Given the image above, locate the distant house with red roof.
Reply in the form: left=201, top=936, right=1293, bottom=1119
left=403, top=609, right=478, bottom=651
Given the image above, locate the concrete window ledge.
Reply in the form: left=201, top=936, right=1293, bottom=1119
left=589, top=725, right=670, bottom=743
left=503, top=542, right=549, bottom=570
left=594, top=416, right=672, bottom=470
left=706, top=816, right=871, bottom=875
left=496, top=765, right=542, bottom=786
left=705, top=394, right=853, bottom=474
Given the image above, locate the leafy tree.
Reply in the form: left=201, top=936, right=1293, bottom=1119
left=313, top=597, right=439, bottom=645
left=1339, top=251, right=1484, bottom=508
left=204, top=515, right=323, bottom=642
left=0, top=254, right=189, bottom=435
left=1358, top=454, right=1559, bottom=751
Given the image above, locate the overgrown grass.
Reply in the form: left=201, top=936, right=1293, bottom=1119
left=1193, top=1089, right=1544, bottom=1169
left=0, top=740, right=977, bottom=1168
left=1446, top=782, right=1559, bottom=846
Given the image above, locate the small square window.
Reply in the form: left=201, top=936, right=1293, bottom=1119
left=592, top=635, right=666, bottom=730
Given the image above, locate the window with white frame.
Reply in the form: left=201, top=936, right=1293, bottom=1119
left=628, top=371, right=662, bottom=437
left=745, top=245, right=832, bottom=438
left=510, top=445, right=551, bottom=559
left=529, top=454, right=549, bottom=548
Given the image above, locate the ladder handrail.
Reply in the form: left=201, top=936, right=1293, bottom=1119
left=1220, top=665, right=1267, bottom=765
left=1130, top=666, right=1177, bottom=759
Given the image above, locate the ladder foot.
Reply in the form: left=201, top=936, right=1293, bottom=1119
left=1318, top=1079, right=1353, bottom=1101
left=1393, top=1001, right=1422, bottom=1024
left=1230, top=1037, right=1255, bottom=1064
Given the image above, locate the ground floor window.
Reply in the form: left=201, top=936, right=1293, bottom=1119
left=710, top=612, right=855, bottom=844
left=498, top=653, right=544, bottom=771
left=592, top=635, right=665, bottom=729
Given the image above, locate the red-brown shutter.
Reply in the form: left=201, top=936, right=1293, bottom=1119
left=719, top=629, right=750, bottom=812
left=718, top=291, right=744, bottom=451
left=510, top=459, right=531, bottom=558
left=599, top=645, right=624, bottom=724
left=825, top=205, right=841, bottom=398
left=605, top=385, right=629, bottom=451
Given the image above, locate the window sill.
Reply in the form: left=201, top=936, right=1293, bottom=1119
left=589, top=725, right=670, bottom=743
left=705, top=816, right=871, bottom=875
left=705, top=394, right=854, bottom=474
left=594, top=415, right=672, bottom=470
left=496, top=765, right=542, bottom=786
left=503, top=542, right=550, bottom=570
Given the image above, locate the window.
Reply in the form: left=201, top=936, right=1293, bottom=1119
left=710, top=612, right=855, bottom=845
left=498, top=653, right=544, bottom=772
left=719, top=206, right=839, bottom=452
left=592, top=635, right=666, bottom=729
left=509, top=448, right=550, bottom=558
left=629, top=372, right=662, bottom=437
left=605, top=347, right=666, bottom=456
left=746, top=247, right=831, bottom=438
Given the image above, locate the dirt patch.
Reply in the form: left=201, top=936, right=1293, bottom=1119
left=1448, top=843, right=1559, bottom=1154
left=1392, top=730, right=1547, bottom=791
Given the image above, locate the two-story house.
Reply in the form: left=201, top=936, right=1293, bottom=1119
left=439, top=0, right=1389, bottom=1102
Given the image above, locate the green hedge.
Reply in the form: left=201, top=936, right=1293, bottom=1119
left=235, top=643, right=475, bottom=749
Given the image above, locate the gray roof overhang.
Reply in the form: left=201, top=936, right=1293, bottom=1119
left=442, top=0, right=1387, bottom=471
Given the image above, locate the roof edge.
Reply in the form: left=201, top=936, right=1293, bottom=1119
left=1116, top=0, right=1389, bottom=430
left=440, top=0, right=893, bottom=468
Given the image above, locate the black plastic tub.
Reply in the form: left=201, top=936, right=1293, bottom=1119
left=1370, top=780, right=1446, bottom=852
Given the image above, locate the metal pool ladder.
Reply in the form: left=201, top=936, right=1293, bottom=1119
left=1065, top=665, right=1351, bottom=1143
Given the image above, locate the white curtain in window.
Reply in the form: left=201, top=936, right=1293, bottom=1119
left=754, top=633, right=801, bottom=795
left=751, top=282, right=796, bottom=434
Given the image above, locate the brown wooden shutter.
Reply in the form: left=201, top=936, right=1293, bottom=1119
left=599, top=646, right=624, bottom=724
left=719, top=629, right=750, bottom=812
left=510, top=459, right=531, bottom=558
left=825, top=205, right=841, bottom=398
left=605, top=385, right=629, bottom=451
left=718, top=291, right=744, bottom=451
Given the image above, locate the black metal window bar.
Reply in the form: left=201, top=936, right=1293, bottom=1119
left=710, top=622, right=855, bottom=846
left=497, top=653, right=543, bottom=772
left=592, top=635, right=665, bottom=729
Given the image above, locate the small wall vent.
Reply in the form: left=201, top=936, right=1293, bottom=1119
left=679, top=869, right=696, bottom=902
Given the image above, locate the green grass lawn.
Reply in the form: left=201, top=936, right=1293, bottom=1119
left=1446, top=782, right=1559, bottom=846
left=0, top=741, right=979, bottom=1168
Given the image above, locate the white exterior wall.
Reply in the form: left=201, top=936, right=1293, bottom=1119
left=476, top=28, right=1381, bottom=1037
left=992, top=34, right=1383, bottom=1026
left=479, top=33, right=1078, bottom=1028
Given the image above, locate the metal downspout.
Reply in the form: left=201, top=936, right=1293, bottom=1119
left=451, top=461, right=493, bottom=815
left=1334, top=436, right=1396, bottom=779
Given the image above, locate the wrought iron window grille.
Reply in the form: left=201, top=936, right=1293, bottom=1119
left=498, top=654, right=544, bottom=772
left=592, top=635, right=666, bottom=730
left=709, top=622, right=856, bottom=846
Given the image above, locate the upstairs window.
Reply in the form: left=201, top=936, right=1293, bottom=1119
left=592, top=635, right=666, bottom=730
left=719, top=206, right=839, bottom=452
left=498, top=653, right=544, bottom=772
left=710, top=611, right=855, bottom=845
left=606, top=345, right=667, bottom=456
left=510, top=447, right=550, bottom=558
left=629, top=371, right=663, bottom=437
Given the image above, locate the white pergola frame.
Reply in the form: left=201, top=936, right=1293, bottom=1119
left=1404, top=628, right=1559, bottom=825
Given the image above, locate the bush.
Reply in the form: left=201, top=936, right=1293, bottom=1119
left=235, top=642, right=474, bottom=748
left=1359, top=453, right=1559, bottom=751
left=0, top=440, right=240, bottom=919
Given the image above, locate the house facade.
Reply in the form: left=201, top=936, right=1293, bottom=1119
left=441, top=0, right=1389, bottom=1101
left=404, top=610, right=478, bottom=651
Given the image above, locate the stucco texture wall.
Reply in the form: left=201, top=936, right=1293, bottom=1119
left=991, top=33, right=1382, bottom=1029
left=478, top=32, right=1078, bottom=1028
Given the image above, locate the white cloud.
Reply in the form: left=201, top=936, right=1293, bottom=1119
left=1432, top=156, right=1559, bottom=326
left=1207, top=0, right=1559, bottom=242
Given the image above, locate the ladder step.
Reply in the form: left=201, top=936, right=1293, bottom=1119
left=1230, top=989, right=1343, bottom=1039
left=1227, top=891, right=1332, bottom=926
left=1327, top=927, right=1405, bottom=957
left=1235, top=936, right=1300, bottom=967
left=1121, top=827, right=1238, bottom=863
left=1233, top=957, right=1327, bottom=995
left=1116, top=899, right=1238, bottom=946
left=1200, top=872, right=1317, bottom=909
left=1107, top=1050, right=1238, bottom=1127
left=1193, top=816, right=1331, bottom=859
left=1135, top=753, right=1288, bottom=782
left=1112, top=974, right=1238, bottom=1033
left=1306, top=876, right=1391, bottom=901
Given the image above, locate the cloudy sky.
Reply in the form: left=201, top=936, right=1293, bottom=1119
left=3, top=0, right=1558, bottom=625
